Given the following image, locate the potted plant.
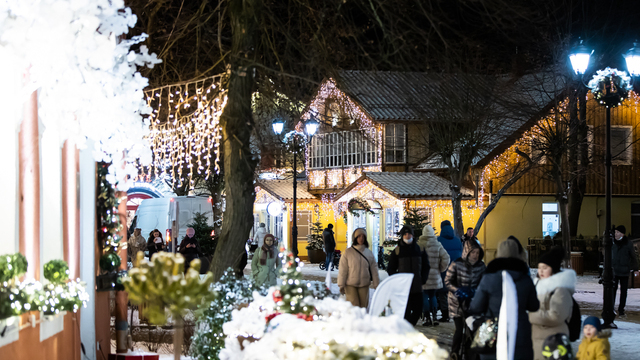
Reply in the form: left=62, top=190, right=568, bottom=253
left=306, top=219, right=326, bottom=263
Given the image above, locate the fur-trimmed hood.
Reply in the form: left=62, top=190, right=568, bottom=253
left=534, top=269, right=577, bottom=296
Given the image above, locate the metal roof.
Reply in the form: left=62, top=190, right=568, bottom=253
left=336, top=172, right=473, bottom=200
left=256, top=180, right=317, bottom=201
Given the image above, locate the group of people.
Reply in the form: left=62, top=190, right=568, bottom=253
left=333, top=220, right=629, bottom=360
left=126, top=227, right=205, bottom=272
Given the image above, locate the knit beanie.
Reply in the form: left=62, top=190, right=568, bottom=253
left=399, top=225, right=414, bottom=237
left=539, top=246, right=564, bottom=274
left=422, top=224, right=436, bottom=237
left=615, top=225, right=626, bottom=235
left=352, top=228, right=367, bottom=243
left=582, top=316, right=602, bottom=332
left=440, top=220, right=452, bottom=228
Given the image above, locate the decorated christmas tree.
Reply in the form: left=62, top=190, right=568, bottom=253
left=305, top=218, right=324, bottom=251
left=271, top=249, right=315, bottom=320
left=187, top=211, right=217, bottom=260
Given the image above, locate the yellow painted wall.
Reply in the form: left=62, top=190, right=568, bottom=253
left=283, top=206, right=350, bottom=258
left=479, top=195, right=640, bottom=263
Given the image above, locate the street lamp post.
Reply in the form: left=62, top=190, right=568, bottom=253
left=272, top=118, right=318, bottom=259
left=569, top=40, right=640, bottom=328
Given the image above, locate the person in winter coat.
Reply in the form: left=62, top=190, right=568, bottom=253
left=462, top=227, right=480, bottom=246
left=146, top=229, right=165, bottom=259
left=128, top=228, right=147, bottom=263
left=529, top=247, right=576, bottom=360
left=437, top=220, right=463, bottom=322
left=178, top=227, right=204, bottom=273
left=388, top=225, right=431, bottom=326
left=338, top=228, right=380, bottom=308
left=417, top=224, right=450, bottom=326
left=323, top=224, right=337, bottom=271
left=611, top=225, right=639, bottom=316
left=445, top=239, right=486, bottom=357
left=468, top=238, right=540, bottom=360
left=505, top=235, right=530, bottom=265
left=576, top=316, right=611, bottom=360
left=254, top=223, right=267, bottom=248
left=251, top=233, right=281, bottom=287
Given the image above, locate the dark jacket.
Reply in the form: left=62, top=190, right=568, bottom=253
left=146, top=237, right=165, bottom=259
left=437, top=222, right=463, bottom=269
left=444, top=240, right=486, bottom=317
left=468, top=257, right=540, bottom=360
left=323, top=228, right=336, bottom=253
left=178, top=236, right=203, bottom=260
left=387, top=241, right=430, bottom=293
left=612, top=236, right=639, bottom=276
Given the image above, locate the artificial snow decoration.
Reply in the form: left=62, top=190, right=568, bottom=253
left=0, top=0, right=161, bottom=188
left=219, top=288, right=448, bottom=360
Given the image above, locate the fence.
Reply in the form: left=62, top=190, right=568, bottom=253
left=527, top=237, right=602, bottom=272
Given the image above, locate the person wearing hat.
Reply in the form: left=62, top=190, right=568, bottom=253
left=436, top=220, right=463, bottom=322
left=323, top=223, right=337, bottom=271
left=128, top=228, right=147, bottom=264
left=611, top=225, right=639, bottom=317
left=576, top=316, right=611, bottom=360
left=388, top=225, right=431, bottom=326
left=251, top=233, right=280, bottom=286
left=338, top=228, right=380, bottom=308
left=417, top=224, right=450, bottom=326
left=529, top=247, right=576, bottom=360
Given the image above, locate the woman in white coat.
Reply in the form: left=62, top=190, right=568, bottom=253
left=417, top=224, right=450, bottom=326
left=529, top=246, right=576, bottom=360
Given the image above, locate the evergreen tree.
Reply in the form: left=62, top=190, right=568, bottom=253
left=403, top=207, right=430, bottom=238
left=187, top=212, right=217, bottom=259
left=273, top=251, right=315, bottom=319
left=306, top=219, right=324, bottom=251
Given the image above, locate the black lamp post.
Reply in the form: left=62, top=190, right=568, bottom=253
left=272, top=117, right=318, bottom=259
left=569, top=40, right=640, bottom=328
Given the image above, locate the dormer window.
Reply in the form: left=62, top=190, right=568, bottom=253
left=384, top=124, right=406, bottom=164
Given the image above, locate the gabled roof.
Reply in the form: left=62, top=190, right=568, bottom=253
left=335, top=172, right=473, bottom=201
left=256, top=180, right=317, bottom=201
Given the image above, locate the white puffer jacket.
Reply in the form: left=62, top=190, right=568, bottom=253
left=417, top=225, right=450, bottom=290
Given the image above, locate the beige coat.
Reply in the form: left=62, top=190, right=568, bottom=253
left=417, top=234, right=450, bottom=290
left=529, top=269, right=576, bottom=360
left=338, top=245, right=380, bottom=289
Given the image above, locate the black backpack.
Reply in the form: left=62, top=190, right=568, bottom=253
left=566, top=296, right=581, bottom=342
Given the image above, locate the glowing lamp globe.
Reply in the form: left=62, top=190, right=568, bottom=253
left=272, top=118, right=285, bottom=135
left=305, top=118, right=319, bottom=137
left=267, top=202, right=282, bottom=216
left=625, top=42, right=640, bottom=76
left=569, top=39, right=592, bottom=75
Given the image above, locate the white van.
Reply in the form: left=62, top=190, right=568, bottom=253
left=134, top=196, right=214, bottom=251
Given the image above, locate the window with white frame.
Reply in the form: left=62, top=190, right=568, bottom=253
left=611, top=126, right=632, bottom=165
left=308, top=128, right=378, bottom=169
left=385, top=124, right=406, bottom=164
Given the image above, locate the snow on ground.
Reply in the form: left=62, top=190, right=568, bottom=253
left=297, top=260, right=389, bottom=282
left=574, top=274, right=640, bottom=312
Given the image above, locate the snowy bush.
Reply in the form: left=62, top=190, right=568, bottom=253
left=219, top=288, right=449, bottom=360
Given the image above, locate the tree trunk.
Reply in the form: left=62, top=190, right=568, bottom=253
left=210, top=0, right=260, bottom=281
left=450, top=183, right=464, bottom=237
left=568, top=86, right=588, bottom=237
left=552, top=171, right=572, bottom=268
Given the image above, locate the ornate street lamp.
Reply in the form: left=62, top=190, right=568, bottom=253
left=571, top=40, right=635, bottom=329
left=272, top=117, right=318, bottom=259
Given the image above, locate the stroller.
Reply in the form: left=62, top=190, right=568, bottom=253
left=452, top=296, right=478, bottom=360
left=319, top=249, right=341, bottom=270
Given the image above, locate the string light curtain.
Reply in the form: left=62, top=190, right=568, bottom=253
left=143, top=74, right=227, bottom=190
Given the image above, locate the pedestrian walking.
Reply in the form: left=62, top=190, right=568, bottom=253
left=529, top=247, right=576, bottom=360
left=388, top=225, right=431, bottom=326
left=128, top=228, right=146, bottom=263
left=417, top=224, right=450, bottom=326
left=178, top=227, right=204, bottom=273
left=462, top=227, right=480, bottom=246
left=445, top=239, right=486, bottom=358
left=338, top=228, right=380, bottom=308
left=251, top=233, right=280, bottom=287
left=468, top=238, right=540, bottom=360
left=254, top=223, right=267, bottom=248
left=611, top=225, right=639, bottom=317
left=575, top=316, right=611, bottom=360
left=323, top=223, right=337, bottom=271
left=437, top=220, right=463, bottom=322
left=146, top=229, right=165, bottom=259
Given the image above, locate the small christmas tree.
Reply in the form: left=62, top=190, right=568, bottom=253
left=305, top=219, right=324, bottom=251
left=271, top=249, right=315, bottom=320
left=403, top=206, right=430, bottom=238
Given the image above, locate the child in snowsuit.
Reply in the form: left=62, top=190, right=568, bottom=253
left=576, top=316, right=611, bottom=360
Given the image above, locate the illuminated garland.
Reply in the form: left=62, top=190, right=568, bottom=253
left=588, top=68, right=631, bottom=108
left=97, top=163, right=125, bottom=288
left=143, top=75, right=226, bottom=190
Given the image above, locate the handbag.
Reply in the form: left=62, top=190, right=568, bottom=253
left=470, top=316, right=498, bottom=354
left=352, top=247, right=373, bottom=281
